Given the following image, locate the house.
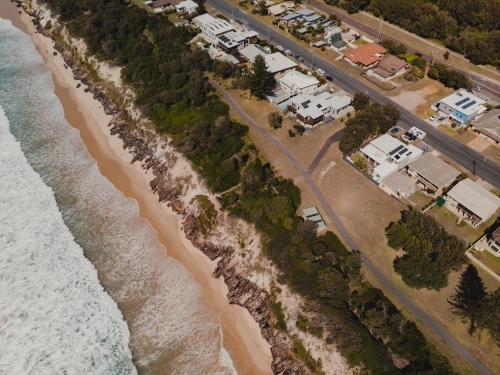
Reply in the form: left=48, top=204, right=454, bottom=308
left=444, top=178, right=500, bottom=227
left=379, top=172, right=416, bottom=198
left=407, top=153, right=460, bottom=195
left=279, top=9, right=316, bottom=27
left=360, top=134, right=423, bottom=181
left=267, top=90, right=290, bottom=106
left=192, top=13, right=214, bottom=28
left=486, top=227, right=500, bottom=256
left=279, top=70, right=319, bottom=95
left=435, top=89, right=487, bottom=127
left=150, top=0, right=181, bottom=10
left=239, top=44, right=269, bottom=62
left=341, top=31, right=357, bottom=43
left=372, top=55, right=408, bottom=80
left=302, top=206, right=326, bottom=231
left=175, top=0, right=198, bottom=14
left=218, top=30, right=259, bottom=53
left=288, top=92, right=352, bottom=125
left=330, top=32, right=347, bottom=52
left=240, top=45, right=298, bottom=74
left=268, top=2, right=294, bottom=16
left=196, top=15, right=235, bottom=46
left=471, top=109, right=500, bottom=145
left=343, top=43, right=386, bottom=68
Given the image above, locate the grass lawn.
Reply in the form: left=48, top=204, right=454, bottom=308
left=426, top=205, right=497, bottom=244
left=405, top=190, right=433, bottom=211
left=473, top=250, right=500, bottom=276
left=167, top=12, right=182, bottom=24
left=438, top=125, right=477, bottom=144
left=354, top=38, right=368, bottom=47
left=482, top=144, right=500, bottom=164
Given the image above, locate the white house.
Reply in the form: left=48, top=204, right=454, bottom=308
left=288, top=92, right=352, bottom=126
left=379, top=172, right=416, bottom=198
left=435, top=89, right=487, bottom=127
left=218, top=30, right=259, bottom=53
left=279, top=71, right=319, bottom=95
left=195, top=14, right=235, bottom=46
left=175, top=0, right=198, bottom=14
left=240, top=45, right=297, bottom=74
left=360, top=134, right=423, bottom=181
left=445, top=178, right=500, bottom=227
left=192, top=13, right=214, bottom=28
left=406, top=153, right=460, bottom=195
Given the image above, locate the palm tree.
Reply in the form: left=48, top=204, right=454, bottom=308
left=404, top=65, right=424, bottom=83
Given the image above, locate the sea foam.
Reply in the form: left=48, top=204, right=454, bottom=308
left=0, top=17, right=236, bottom=375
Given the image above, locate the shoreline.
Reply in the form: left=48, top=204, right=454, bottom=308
left=0, top=2, right=273, bottom=374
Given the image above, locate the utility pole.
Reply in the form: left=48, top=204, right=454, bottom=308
left=232, top=7, right=234, bottom=20
left=377, top=20, right=382, bottom=42
left=311, top=54, right=314, bottom=70
left=472, top=160, right=477, bottom=176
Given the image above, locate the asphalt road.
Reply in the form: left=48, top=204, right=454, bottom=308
left=308, top=0, right=500, bottom=98
left=207, top=0, right=500, bottom=190
left=307, top=128, right=343, bottom=173
left=209, top=78, right=494, bottom=375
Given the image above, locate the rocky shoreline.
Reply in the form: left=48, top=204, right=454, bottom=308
left=19, top=2, right=304, bottom=373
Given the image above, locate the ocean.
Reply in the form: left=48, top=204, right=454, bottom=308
left=0, top=17, right=236, bottom=375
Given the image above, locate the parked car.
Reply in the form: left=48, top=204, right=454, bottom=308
left=277, top=45, right=284, bottom=51
left=316, top=68, right=325, bottom=76
left=438, top=116, right=446, bottom=122
left=285, top=49, right=293, bottom=55
left=325, top=75, right=333, bottom=81
left=474, top=85, right=482, bottom=92
left=298, top=57, right=304, bottom=62
left=391, top=127, right=399, bottom=134
left=429, top=114, right=437, bottom=121
left=294, top=53, right=301, bottom=59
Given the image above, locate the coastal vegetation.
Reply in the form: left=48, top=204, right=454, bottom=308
left=339, top=93, right=401, bottom=154
left=335, top=0, right=500, bottom=67
left=41, top=0, right=456, bottom=372
left=386, top=210, right=468, bottom=291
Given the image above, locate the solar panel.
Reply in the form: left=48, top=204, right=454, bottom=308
left=455, top=97, right=470, bottom=106
left=398, top=147, right=408, bottom=155
left=317, top=104, right=322, bottom=108
left=302, top=100, right=311, bottom=108
left=462, top=100, right=477, bottom=110
left=389, top=145, right=404, bottom=156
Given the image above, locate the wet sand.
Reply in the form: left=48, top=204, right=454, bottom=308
left=0, top=2, right=272, bottom=374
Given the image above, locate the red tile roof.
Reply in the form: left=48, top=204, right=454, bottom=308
left=344, top=43, right=386, bottom=66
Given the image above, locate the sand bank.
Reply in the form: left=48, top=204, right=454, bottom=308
left=0, top=3, right=272, bottom=374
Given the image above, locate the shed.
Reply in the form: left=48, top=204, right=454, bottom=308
left=380, top=172, right=416, bottom=198
left=313, top=41, right=326, bottom=48
left=302, top=206, right=326, bottom=231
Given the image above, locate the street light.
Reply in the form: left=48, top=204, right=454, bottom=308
left=267, top=28, right=270, bottom=43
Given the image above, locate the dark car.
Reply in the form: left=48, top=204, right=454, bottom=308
left=325, top=75, right=333, bottom=81
left=294, top=53, right=301, bottom=59
left=391, top=127, right=399, bottom=134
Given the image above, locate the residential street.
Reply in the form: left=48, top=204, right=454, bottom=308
left=307, top=0, right=500, bottom=98
left=210, top=79, right=494, bottom=375
left=206, top=0, right=500, bottom=190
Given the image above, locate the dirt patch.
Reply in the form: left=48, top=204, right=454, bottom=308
left=468, top=136, right=492, bottom=152
left=391, top=90, right=425, bottom=112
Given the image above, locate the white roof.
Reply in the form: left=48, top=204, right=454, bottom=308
left=438, top=89, right=486, bottom=116
left=279, top=70, right=318, bottom=89
left=380, top=172, right=415, bottom=194
left=176, top=0, right=197, bottom=9
left=264, top=52, right=297, bottom=73
left=361, top=144, right=388, bottom=165
left=193, top=13, right=214, bottom=26
left=447, top=178, right=500, bottom=219
left=373, top=161, right=398, bottom=181
left=239, top=44, right=268, bottom=61
left=371, top=134, right=405, bottom=155
left=327, top=94, right=352, bottom=111
left=268, top=3, right=287, bottom=15
left=204, top=18, right=234, bottom=36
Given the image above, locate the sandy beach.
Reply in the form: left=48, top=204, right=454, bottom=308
left=0, top=2, right=272, bottom=374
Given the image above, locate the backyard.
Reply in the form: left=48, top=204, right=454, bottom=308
left=473, top=250, right=500, bottom=276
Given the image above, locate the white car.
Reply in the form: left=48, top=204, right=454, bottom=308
left=277, top=45, right=284, bottom=51
left=285, top=49, right=293, bottom=55
left=429, top=114, right=437, bottom=121
left=316, top=68, right=325, bottom=76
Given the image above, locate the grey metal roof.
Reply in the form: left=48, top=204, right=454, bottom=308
left=447, top=178, right=500, bottom=219
left=472, top=109, right=500, bottom=143
left=380, top=172, right=415, bottom=194
left=408, top=153, right=460, bottom=189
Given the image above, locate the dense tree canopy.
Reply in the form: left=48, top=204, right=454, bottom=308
left=427, top=63, right=473, bottom=90
left=336, top=0, right=500, bottom=67
left=249, top=55, right=276, bottom=99
left=386, top=210, right=468, bottom=290
left=339, top=94, right=401, bottom=154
